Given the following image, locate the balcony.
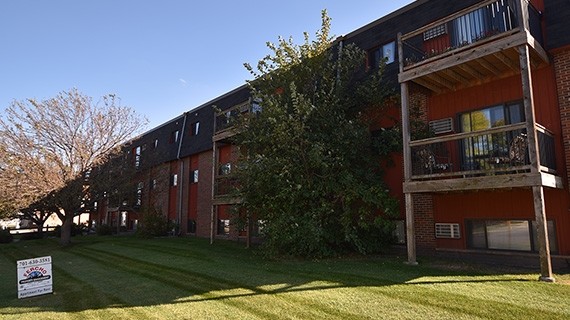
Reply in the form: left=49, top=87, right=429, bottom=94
left=398, top=0, right=548, bottom=93
left=213, top=100, right=260, bottom=142
left=404, top=123, right=562, bottom=193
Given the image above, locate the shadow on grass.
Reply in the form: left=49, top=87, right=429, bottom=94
left=0, top=236, right=567, bottom=318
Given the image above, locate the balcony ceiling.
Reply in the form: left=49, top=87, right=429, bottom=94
left=399, top=32, right=549, bottom=94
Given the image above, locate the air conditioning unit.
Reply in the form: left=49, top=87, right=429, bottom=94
left=435, top=223, right=460, bottom=239
left=429, top=118, right=454, bottom=135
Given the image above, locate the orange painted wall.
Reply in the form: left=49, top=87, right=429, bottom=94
left=218, top=144, right=233, bottom=164
left=188, top=155, right=199, bottom=224
left=168, top=161, right=178, bottom=221
left=426, top=64, right=570, bottom=255
left=367, top=103, right=405, bottom=218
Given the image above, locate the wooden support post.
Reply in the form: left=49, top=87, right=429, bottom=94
left=399, top=32, right=417, bottom=265
left=405, top=193, right=417, bottom=265
left=210, top=141, right=218, bottom=244
left=533, top=186, right=554, bottom=282
left=519, top=44, right=554, bottom=282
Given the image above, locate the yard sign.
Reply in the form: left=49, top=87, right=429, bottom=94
left=17, top=256, right=53, bottom=299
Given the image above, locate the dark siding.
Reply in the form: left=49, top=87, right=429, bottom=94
left=544, top=0, right=570, bottom=50
left=343, top=0, right=481, bottom=85
left=179, top=107, right=214, bottom=156
left=130, top=115, right=186, bottom=166
left=178, top=86, right=251, bottom=158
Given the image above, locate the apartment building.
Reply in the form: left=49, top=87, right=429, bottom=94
left=90, top=0, right=570, bottom=277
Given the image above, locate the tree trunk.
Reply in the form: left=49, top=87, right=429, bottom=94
left=60, top=213, right=73, bottom=246
left=36, top=221, right=44, bottom=238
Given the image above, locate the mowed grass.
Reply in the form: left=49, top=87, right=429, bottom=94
left=1, top=236, right=569, bottom=320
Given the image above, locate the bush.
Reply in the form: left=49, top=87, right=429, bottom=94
left=0, top=229, right=13, bottom=244
left=136, top=209, right=170, bottom=238
left=53, top=223, right=85, bottom=237
left=19, top=232, right=43, bottom=241
left=96, top=224, right=114, bottom=236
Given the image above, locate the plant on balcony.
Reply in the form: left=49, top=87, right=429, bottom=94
left=232, top=10, right=400, bottom=258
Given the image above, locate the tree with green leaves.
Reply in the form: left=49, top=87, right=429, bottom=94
left=233, top=10, right=400, bottom=258
left=0, top=89, right=146, bottom=245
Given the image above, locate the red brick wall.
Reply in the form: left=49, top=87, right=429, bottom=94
left=409, top=88, right=436, bottom=252
left=413, top=193, right=436, bottom=252
left=554, top=47, right=570, bottom=187
left=195, top=150, right=214, bottom=238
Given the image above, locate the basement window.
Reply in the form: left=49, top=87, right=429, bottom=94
left=466, top=219, right=557, bottom=253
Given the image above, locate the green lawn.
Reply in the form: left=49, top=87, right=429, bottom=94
left=1, top=236, right=569, bottom=319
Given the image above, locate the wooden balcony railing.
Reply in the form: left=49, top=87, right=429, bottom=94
left=409, top=123, right=556, bottom=181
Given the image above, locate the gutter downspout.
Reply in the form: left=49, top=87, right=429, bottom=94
left=176, top=112, right=189, bottom=235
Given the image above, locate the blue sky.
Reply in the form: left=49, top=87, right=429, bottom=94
left=0, top=0, right=414, bottom=129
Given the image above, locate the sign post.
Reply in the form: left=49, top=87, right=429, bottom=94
left=17, top=256, right=53, bottom=299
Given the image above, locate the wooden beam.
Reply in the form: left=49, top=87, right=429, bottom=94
left=425, top=73, right=455, bottom=90
left=410, top=122, right=526, bottom=147
left=456, top=63, right=486, bottom=81
left=210, top=141, right=218, bottom=244
left=398, top=33, right=417, bottom=267
left=476, top=57, right=502, bottom=76
left=519, top=44, right=555, bottom=281
left=442, top=69, right=469, bottom=84
left=404, top=172, right=545, bottom=193
left=405, top=193, right=417, bottom=265
left=412, top=78, right=443, bottom=94
left=533, top=186, right=555, bottom=282
left=527, top=34, right=550, bottom=65
left=212, top=197, right=243, bottom=205
left=493, top=51, right=519, bottom=72
left=213, top=128, right=239, bottom=142
left=404, top=171, right=562, bottom=193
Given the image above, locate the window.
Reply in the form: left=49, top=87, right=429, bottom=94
left=466, top=219, right=557, bottom=253
left=188, top=219, right=196, bottom=234
left=170, top=130, right=179, bottom=144
left=133, top=146, right=141, bottom=168
left=219, top=163, right=231, bottom=175
left=459, top=102, right=524, bottom=171
left=170, top=174, right=178, bottom=187
left=450, top=2, right=516, bottom=47
left=191, top=121, right=200, bottom=136
left=217, top=219, right=230, bottom=235
left=251, top=100, right=262, bottom=114
left=191, top=169, right=199, bottom=183
left=368, top=41, right=395, bottom=68
left=393, top=220, right=405, bottom=244
left=154, top=138, right=159, bottom=149
left=135, top=182, right=143, bottom=207
left=382, top=42, right=395, bottom=64
left=151, top=179, right=157, bottom=190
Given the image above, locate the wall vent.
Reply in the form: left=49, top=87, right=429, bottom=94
left=435, top=223, right=460, bottom=239
left=429, top=118, right=454, bottom=134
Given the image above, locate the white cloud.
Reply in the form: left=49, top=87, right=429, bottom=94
left=179, top=78, right=188, bottom=86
